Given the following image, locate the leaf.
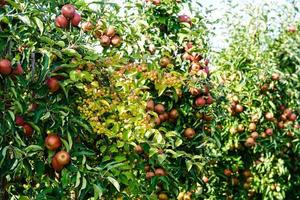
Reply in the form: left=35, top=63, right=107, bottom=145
left=24, top=145, right=43, bottom=153
left=175, top=138, right=183, bottom=147
left=186, top=160, right=193, bottom=172
left=60, top=138, right=70, bottom=152
left=75, top=171, right=81, bottom=188
left=68, top=131, right=73, bottom=150
left=18, top=15, right=31, bottom=26
left=34, top=17, right=44, bottom=34
left=107, top=177, right=120, bottom=192
left=93, top=184, right=103, bottom=199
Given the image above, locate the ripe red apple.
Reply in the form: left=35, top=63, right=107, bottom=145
left=224, top=169, right=232, bottom=177
left=250, top=132, right=259, bottom=139
left=178, top=15, right=191, bottom=25
left=12, top=63, right=23, bottom=75
left=100, top=35, right=111, bottom=47
left=289, top=113, right=297, bottom=121
left=47, top=77, right=60, bottom=93
left=159, top=57, right=171, bottom=68
left=106, top=26, right=116, bottom=37
left=154, top=117, right=161, bottom=126
left=245, top=137, right=255, bottom=147
left=155, top=168, right=166, bottom=176
left=189, top=87, right=200, bottom=96
left=61, top=4, right=76, bottom=19
left=111, top=35, right=122, bottom=47
left=134, top=145, right=144, bottom=154
left=154, top=104, right=165, bottom=114
left=271, top=73, right=280, bottom=81
left=206, top=95, right=213, bottom=105
left=265, top=112, right=274, bottom=121
left=45, top=134, right=62, bottom=151
left=265, top=128, right=273, bottom=136
left=235, top=104, right=244, bottom=113
left=284, top=109, right=292, bottom=117
left=146, top=171, right=155, bottom=179
left=55, top=150, right=70, bottom=166
left=184, top=128, right=196, bottom=139
left=15, top=116, right=25, bottom=126
left=152, top=0, right=160, bottom=5
left=277, top=121, right=285, bottom=129
left=0, top=59, right=12, bottom=75
left=71, top=12, right=81, bottom=26
left=146, top=100, right=155, bottom=111
left=55, top=15, right=68, bottom=28
left=260, top=84, right=269, bottom=92
left=195, top=97, right=206, bottom=106
left=169, top=109, right=179, bottom=120
left=51, top=156, right=63, bottom=172
left=23, top=123, right=33, bottom=137
left=202, top=176, right=209, bottom=183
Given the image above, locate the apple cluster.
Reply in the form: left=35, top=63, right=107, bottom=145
left=99, top=26, right=122, bottom=47
left=146, top=100, right=179, bottom=126
left=0, top=59, right=23, bottom=76
left=45, top=134, right=71, bottom=171
left=55, top=4, right=81, bottom=29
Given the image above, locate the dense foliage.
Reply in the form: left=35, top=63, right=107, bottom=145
left=0, top=0, right=299, bottom=200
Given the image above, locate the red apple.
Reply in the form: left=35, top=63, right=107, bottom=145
left=0, top=59, right=12, bottom=75
left=100, top=35, right=111, bottom=47
left=12, top=63, right=23, bottom=75
left=71, top=12, right=81, bottom=26
left=106, top=26, right=116, bottom=37
left=23, top=123, right=33, bottom=137
left=265, top=128, right=273, bottom=136
left=55, top=150, right=71, bottom=166
left=178, top=15, right=191, bottom=25
left=45, top=134, right=62, bottom=151
left=61, top=4, right=76, bottom=19
left=47, top=78, right=60, bottom=93
left=55, top=15, right=68, bottom=28
left=51, top=156, right=63, bottom=171
left=111, top=35, right=122, bottom=47
left=206, top=95, right=213, bottom=105
left=152, top=0, right=160, bottom=5
left=289, top=113, right=297, bottom=121
left=195, top=97, right=206, bottom=106
left=15, top=116, right=25, bottom=126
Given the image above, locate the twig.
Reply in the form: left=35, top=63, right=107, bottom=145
left=31, top=52, right=35, bottom=81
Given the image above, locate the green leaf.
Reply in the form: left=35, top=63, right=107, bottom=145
left=107, top=177, right=120, bottom=192
left=75, top=171, right=81, bottom=188
left=24, top=145, right=43, bottom=153
left=186, top=160, right=193, bottom=172
left=93, top=184, right=103, bottom=199
left=18, top=15, right=31, bottom=26
left=34, top=17, right=44, bottom=34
